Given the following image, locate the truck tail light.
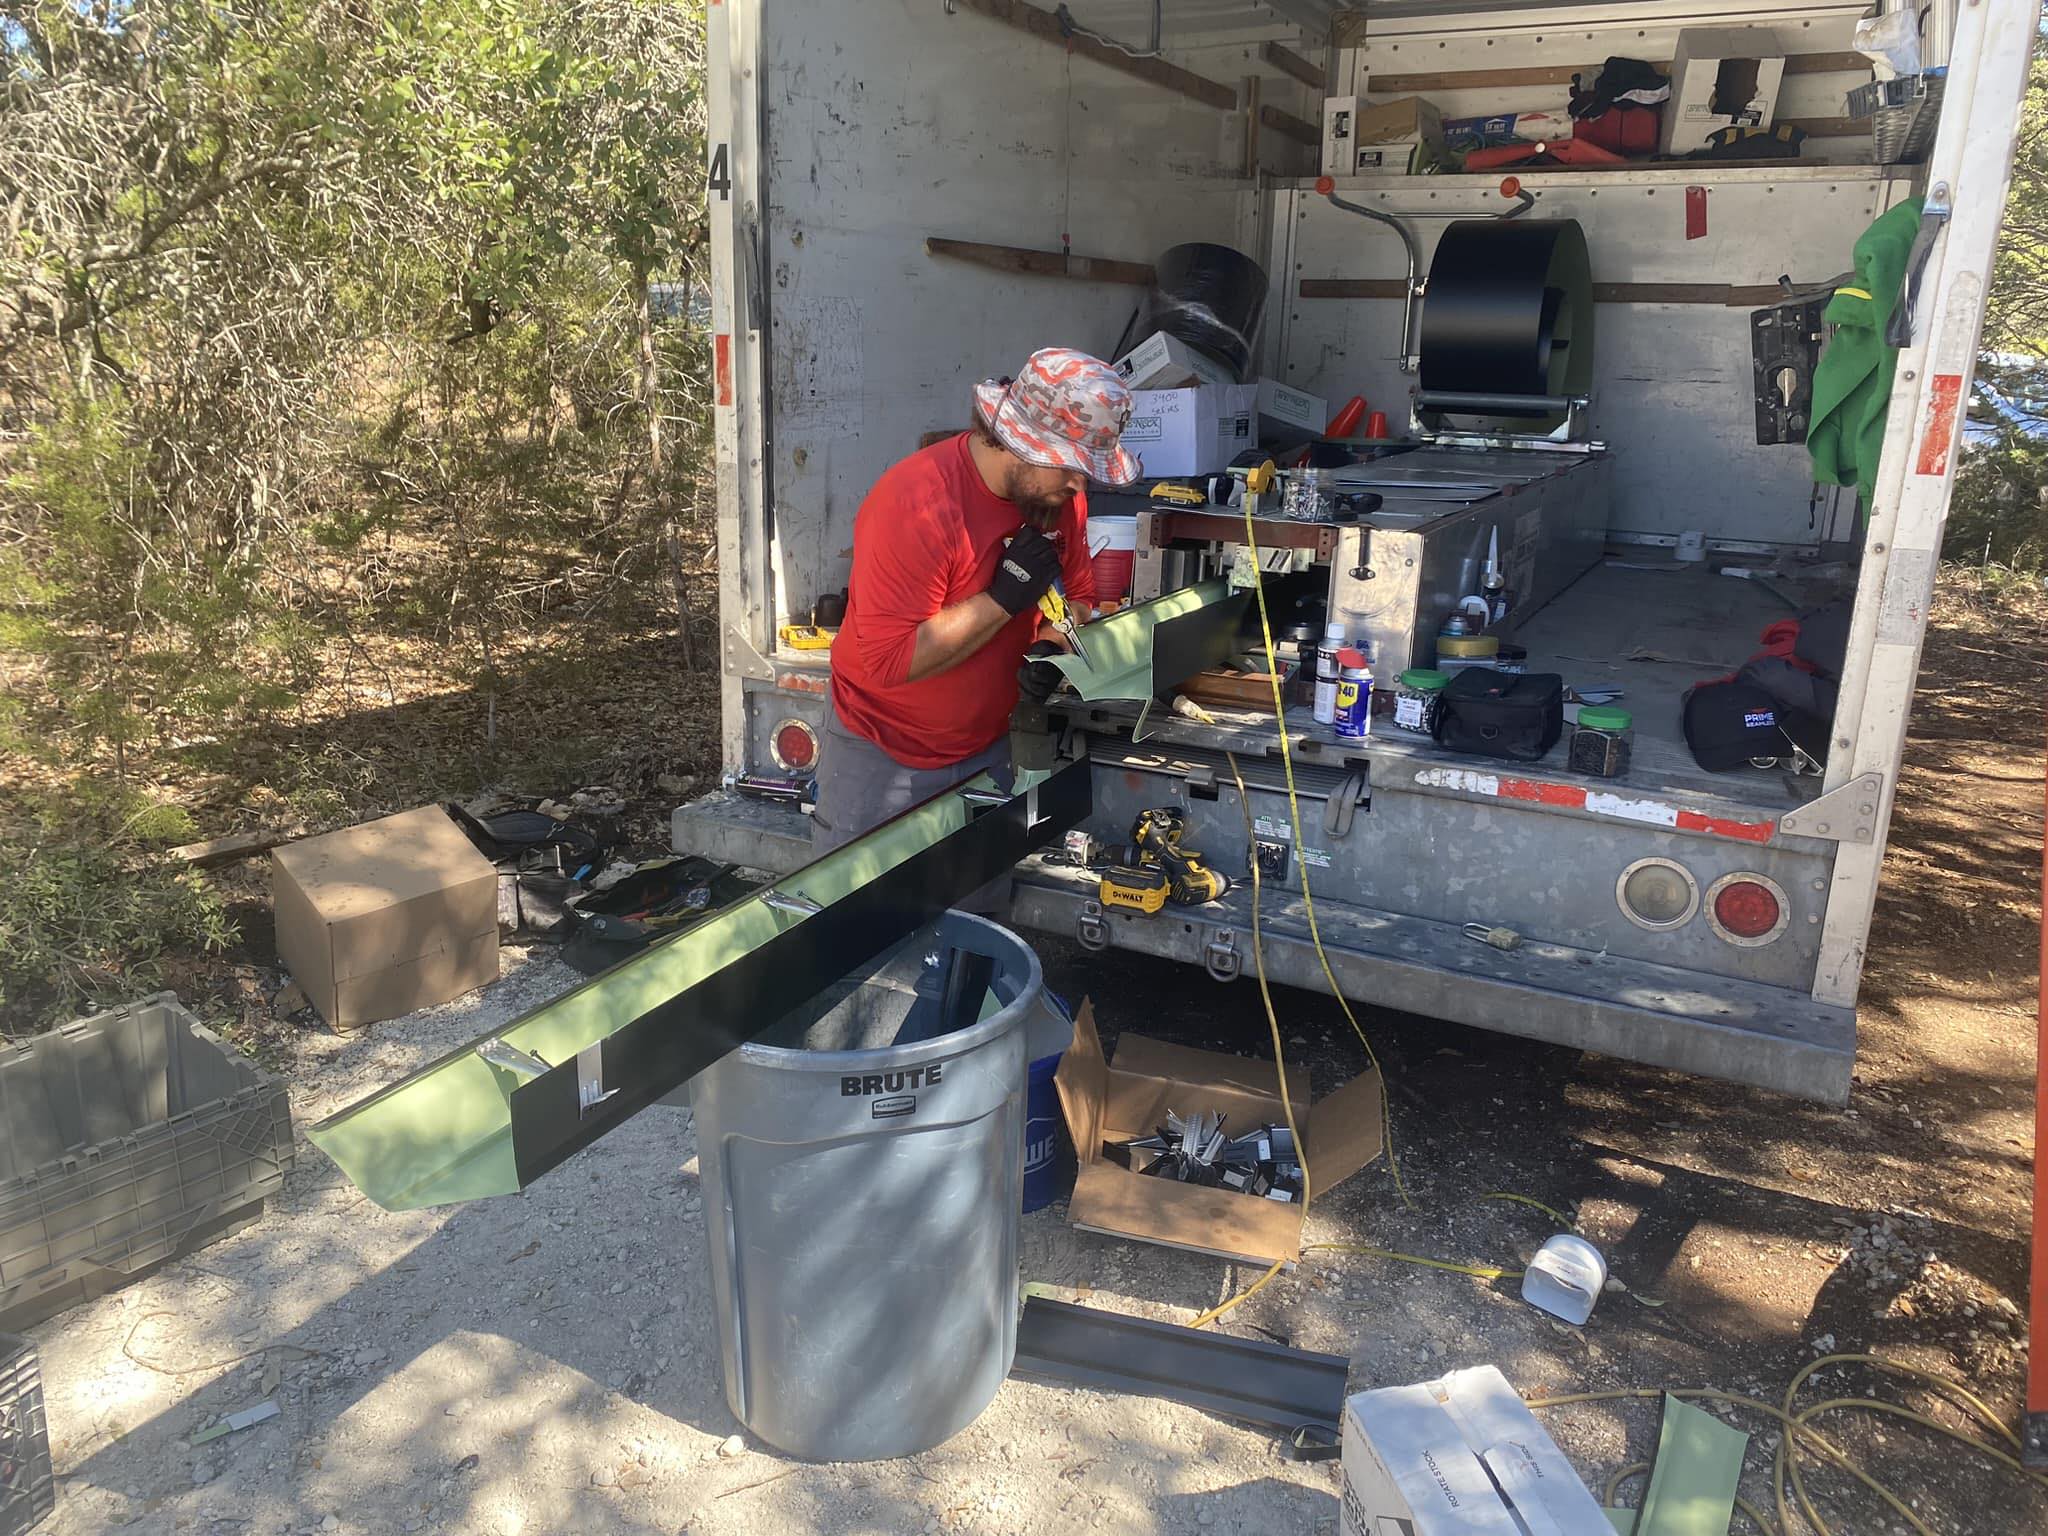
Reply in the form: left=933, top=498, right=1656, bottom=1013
left=769, top=718, right=818, bottom=773
left=1616, top=858, right=1698, bottom=930
left=1706, top=872, right=1789, bottom=946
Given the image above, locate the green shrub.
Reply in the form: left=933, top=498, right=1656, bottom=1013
left=0, top=791, right=237, bottom=1035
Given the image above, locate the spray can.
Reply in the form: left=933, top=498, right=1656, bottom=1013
left=1313, top=622, right=1347, bottom=725
left=1334, top=648, right=1373, bottom=741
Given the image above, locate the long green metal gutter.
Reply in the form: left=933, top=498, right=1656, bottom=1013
left=1036, top=578, right=1242, bottom=738
left=308, top=762, right=1089, bottom=1211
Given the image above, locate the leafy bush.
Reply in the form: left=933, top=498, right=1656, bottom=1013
left=1, top=791, right=236, bottom=1035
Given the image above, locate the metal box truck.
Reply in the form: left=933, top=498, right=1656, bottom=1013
left=676, top=0, right=2037, bottom=1103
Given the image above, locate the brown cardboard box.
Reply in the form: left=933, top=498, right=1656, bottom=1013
left=272, top=805, right=499, bottom=1030
left=1054, top=1002, right=1383, bottom=1265
left=1659, top=28, right=1785, bottom=155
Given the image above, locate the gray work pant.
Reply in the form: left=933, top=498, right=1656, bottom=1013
left=811, top=703, right=1012, bottom=914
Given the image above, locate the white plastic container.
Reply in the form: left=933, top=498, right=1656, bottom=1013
left=1520, top=1233, right=1607, bottom=1325
left=1313, top=622, right=1346, bottom=725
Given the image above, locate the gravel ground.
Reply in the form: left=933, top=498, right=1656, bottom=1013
left=19, top=921, right=2044, bottom=1536
left=18, top=582, right=2048, bottom=1535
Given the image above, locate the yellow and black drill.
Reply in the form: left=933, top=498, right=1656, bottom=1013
left=1097, top=808, right=1231, bottom=912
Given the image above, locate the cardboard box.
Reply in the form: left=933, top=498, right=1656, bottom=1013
left=1053, top=1003, right=1383, bottom=1264
left=1660, top=28, right=1785, bottom=154
left=272, top=805, right=499, bottom=1030
left=1254, top=378, right=1327, bottom=444
left=1124, top=384, right=1256, bottom=478
left=1114, top=331, right=1234, bottom=391
left=1340, top=1365, right=1611, bottom=1535
left=1323, top=94, right=1445, bottom=176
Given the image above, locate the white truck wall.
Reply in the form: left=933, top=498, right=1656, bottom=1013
left=760, top=2, right=1312, bottom=626
left=1274, top=166, right=1918, bottom=546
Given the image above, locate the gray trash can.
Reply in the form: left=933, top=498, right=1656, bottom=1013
left=689, top=911, right=1048, bottom=1461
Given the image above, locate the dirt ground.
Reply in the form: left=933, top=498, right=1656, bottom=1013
left=18, top=571, right=2047, bottom=1536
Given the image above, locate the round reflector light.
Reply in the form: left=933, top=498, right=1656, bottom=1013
left=1705, top=872, right=1789, bottom=946
left=1616, top=858, right=1698, bottom=930
left=769, top=718, right=818, bottom=773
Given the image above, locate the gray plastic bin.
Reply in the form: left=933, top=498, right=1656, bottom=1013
left=690, top=911, right=1050, bottom=1461
left=0, top=1331, right=53, bottom=1536
left=0, top=994, right=294, bottom=1331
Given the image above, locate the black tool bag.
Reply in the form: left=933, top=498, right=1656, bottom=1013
left=1432, top=669, right=1565, bottom=762
left=1682, top=680, right=1814, bottom=771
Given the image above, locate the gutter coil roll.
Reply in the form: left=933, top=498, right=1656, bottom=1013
left=1419, top=219, right=1593, bottom=428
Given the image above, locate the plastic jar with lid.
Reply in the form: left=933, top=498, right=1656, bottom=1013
left=1569, top=705, right=1634, bottom=777
left=1390, top=668, right=1448, bottom=736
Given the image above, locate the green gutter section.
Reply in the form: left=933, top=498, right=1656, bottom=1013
left=1038, top=578, right=1229, bottom=700
left=307, top=774, right=997, bottom=1212
left=1035, top=578, right=1234, bottom=739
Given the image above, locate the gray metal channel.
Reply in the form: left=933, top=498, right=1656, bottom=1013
left=1077, top=738, right=1831, bottom=992
left=1010, top=865, right=1854, bottom=1104
left=687, top=914, right=1037, bottom=1462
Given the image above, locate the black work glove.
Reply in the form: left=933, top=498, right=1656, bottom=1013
left=1017, top=639, right=1064, bottom=704
left=985, top=527, right=1061, bottom=616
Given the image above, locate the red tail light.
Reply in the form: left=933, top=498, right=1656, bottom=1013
left=770, top=719, right=818, bottom=773
left=1706, top=873, right=1788, bottom=946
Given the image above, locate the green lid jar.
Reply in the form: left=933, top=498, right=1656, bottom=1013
left=1576, top=704, right=1632, bottom=732
left=1391, top=669, right=1450, bottom=735
left=1570, top=704, right=1634, bottom=776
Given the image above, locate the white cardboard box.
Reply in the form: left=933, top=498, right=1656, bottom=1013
left=1659, top=27, right=1785, bottom=154
left=1340, top=1365, right=1611, bottom=1535
left=1254, top=378, right=1327, bottom=441
left=1113, top=331, right=1234, bottom=391
left=1124, top=384, right=1256, bottom=478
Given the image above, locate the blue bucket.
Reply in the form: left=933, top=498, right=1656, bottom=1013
left=1022, top=991, right=1074, bottom=1213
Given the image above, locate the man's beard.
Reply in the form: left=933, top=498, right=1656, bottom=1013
left=1015, top=497, right=1065, bottom=528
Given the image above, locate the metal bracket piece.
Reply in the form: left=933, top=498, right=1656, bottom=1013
left=722, top=624, right=774, bottom=682
left=1204, top=926, right=1240, bottom=983
left=1886, top=182, right=1951, bottom=349
left=477, top=1039, right=550, bottom=1079
left=1077, top=898, right=1110, bottom=952
left=575, top=1043, right=618, bottom=1116
left=1777, top=772, right=1884, bottom=844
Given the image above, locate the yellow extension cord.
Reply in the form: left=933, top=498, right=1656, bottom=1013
left=1164, top=511, right=2048, bottom=1532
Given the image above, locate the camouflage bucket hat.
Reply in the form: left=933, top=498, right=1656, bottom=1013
left=972, top=346, right=1142, bottom=486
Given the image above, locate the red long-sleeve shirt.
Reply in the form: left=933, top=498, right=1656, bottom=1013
left=830, top=433, right=1094, bottom=769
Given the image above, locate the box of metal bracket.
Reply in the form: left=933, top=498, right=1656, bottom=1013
left=1340, top=1365, right=1610, bottom=1535
left=1052, top=1002, right=1382, bottom=1265
left=0, top=994, right=294, bottom=1332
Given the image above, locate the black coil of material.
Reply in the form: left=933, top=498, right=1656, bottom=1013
left=1418, top=219, right=1593, bottom=421
left=1144, top=242, right=1269, bottom=383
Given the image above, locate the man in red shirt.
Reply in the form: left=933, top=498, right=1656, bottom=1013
left=814, top=347, right=1141, bottom=857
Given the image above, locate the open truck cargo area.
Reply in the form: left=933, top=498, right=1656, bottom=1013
left=678, top=0, right=2038, bottom=1103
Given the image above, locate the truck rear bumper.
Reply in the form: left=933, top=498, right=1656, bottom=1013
left=1010, top=863, right=1855, bottom=1104
left=669, top=796, right=1855, bottom=1102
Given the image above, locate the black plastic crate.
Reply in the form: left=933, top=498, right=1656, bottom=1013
left=0, top=994, right=294, bottom=1332
left=0, top=1332, right=53, bottom=1535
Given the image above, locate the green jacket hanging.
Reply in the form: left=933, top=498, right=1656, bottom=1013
left=1808, top=196, right=1924, bottom=508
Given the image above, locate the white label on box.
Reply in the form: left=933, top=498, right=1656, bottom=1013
left=1253, top=816, right=1292, bottom=841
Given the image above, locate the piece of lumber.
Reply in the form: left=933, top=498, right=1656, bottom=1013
left=1357, top=51, right=1870, bottom=96
left=1299, top=278, right=1787, bottom=306
left=1261, top=39, right=1326, bottom=91
left=1180, top=670, right=1290, bottom=710
left=925, top=236, right=1155, bottom=287
left=1260, top=103, right=1321, bottom=147
left=950, top=0, right=1238, bottom=111
left=172, top=828, right=294, bottom=868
